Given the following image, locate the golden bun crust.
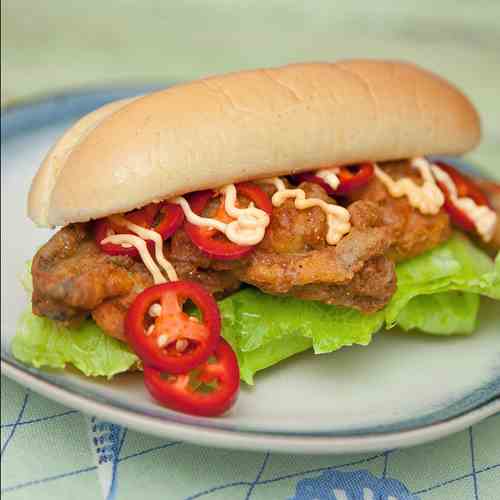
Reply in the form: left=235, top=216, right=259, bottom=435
left=28, top=60, right=481, bottom=227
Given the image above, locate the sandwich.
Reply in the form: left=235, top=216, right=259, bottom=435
left=15, top=60, right=500, bottom=416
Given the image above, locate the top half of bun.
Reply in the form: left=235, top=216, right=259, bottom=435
left=28, top=59, right=481, bottom=227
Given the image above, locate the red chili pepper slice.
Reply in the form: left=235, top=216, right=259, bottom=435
left=290, top=163, right=374, bottom=195
left=94, top=204, right=160, bottom=257
left=151, top=202, right=185, bottom=240
left=144, top=340, right=240, bottom=416
left=235, top=182, right=274, bottom=215
left=124, top=204, right=160, bottom=228
left=184, top=182, right=273, bottom=260
left=95, top=202, right=184, bottom=257
left=434, top=162, right=491, bottom=233
left=125, top=281, right=220, bottom=374
left=94, top=220, right=137, bottom=257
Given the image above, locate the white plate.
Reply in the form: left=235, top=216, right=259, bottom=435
left=1, top=88, right=499, bottom=454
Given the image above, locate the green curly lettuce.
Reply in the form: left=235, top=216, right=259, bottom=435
left=393, top=292, right=480, bottom=335
left=13, top=311, right=139, bottom=379
left=385, top=234, right=499, bottom=327
left=13, top=234, right=499, bottom=383
left=220, top=234, right=499, bottom=383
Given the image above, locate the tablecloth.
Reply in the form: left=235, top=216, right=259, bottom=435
left=2, top=1, right=500, bottom=499
left=2, top=377, right=500, bottom=499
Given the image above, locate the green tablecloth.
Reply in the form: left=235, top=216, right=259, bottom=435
left=2, top=378, right=500, bottom=499
left=2, top=2, right=499, bottom=499
left=2, top=0, right=500, bottom=176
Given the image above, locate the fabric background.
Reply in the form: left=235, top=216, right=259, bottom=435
left=2, top=377, right=500, bottom=499
left=2, top=1, right=499, bottom=499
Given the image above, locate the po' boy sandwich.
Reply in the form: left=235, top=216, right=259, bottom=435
left=15, top=60, right=500, bottom=416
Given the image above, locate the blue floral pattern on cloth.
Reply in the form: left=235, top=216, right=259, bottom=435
left=291, top=469, right=420, bottom=500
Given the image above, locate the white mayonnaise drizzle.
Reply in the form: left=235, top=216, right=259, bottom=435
left=431, top=165, right=497, bottom=242
left=102, top=216, right=179, bottom=283
left=374, top=157, right=444, bottom=215
left=171, top=185, right=270, bottom=246
left=101, top=233, right=170, bottom=284
left=260, top=177, right=351, bottom=245
left=315, top=167, right=340, bottom=190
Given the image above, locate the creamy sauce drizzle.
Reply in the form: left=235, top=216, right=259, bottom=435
left=431, top=165, right=497, bottom=242
left=374, top=157, right=444, bottom=215
left=315, top=167, right=340, bottom=190
left=102, top=233, right=170, bottom=283
left=260, top=177, right=351, bottom=245
left=99, top=155, right=496, bottom=287
left=171, top=185, right=270, bottom=246
left=102, top=216, right=179, bottom=283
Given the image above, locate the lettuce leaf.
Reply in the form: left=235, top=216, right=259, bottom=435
left=219, top=290, right=384, bottom=354
left=13, top=234, right=498, bottom=384
left=394, top=292, right=480, bottom=335
left=219, top=290, right=384, bottom=383
left=220, top=234, right=499, bottom=383
left=13, top=310, right=139, bottom=379
left=385, top=234, right=499, bottom=327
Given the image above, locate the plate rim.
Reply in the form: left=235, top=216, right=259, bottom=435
left=3, top=359, right=499, bottom=454
left=2, top=87, right=499, bottom=454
